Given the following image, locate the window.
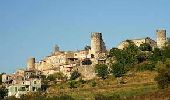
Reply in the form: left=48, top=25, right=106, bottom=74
left=34, top=81, right=37, bottom=84
left=15, top=87, right=17, bottom=92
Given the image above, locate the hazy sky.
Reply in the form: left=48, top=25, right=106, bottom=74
left=0, top=0, right=170, bottom=73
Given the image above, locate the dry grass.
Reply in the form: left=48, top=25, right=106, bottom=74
left=47, top=71, right=159, bottom=100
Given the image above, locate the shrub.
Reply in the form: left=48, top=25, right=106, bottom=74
left=155, top=60, right=170, bottom=89
left=91, top=81, right=97, bottom=87
left=111, top=62, right=126, bottom=77
left=0, top=87, right=8, bottom=99
left=70, top=71, right=81, bottom=80
left=137, top=62, right=155, bottom=71
left=69, top=81, right=77, bottom=89
left=95, top=64, right=108, bottom=79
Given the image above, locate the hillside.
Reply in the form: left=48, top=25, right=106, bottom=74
left=46, top=71, right=159, bottom=100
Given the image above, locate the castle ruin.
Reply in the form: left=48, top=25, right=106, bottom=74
left=27, top=57, right=35, bottom=70
left=156, top=29, right=167, bottom=48
left=90, top=32, right=106, bottom=58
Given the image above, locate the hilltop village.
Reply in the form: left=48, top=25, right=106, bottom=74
left=1, top=29, right=168, bottom=98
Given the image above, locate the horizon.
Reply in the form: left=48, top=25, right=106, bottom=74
left=0, top=0, right=170, bottom=73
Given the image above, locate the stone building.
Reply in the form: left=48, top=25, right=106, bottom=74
left=156, top=29, right=167, bottom=48
left=117, top=29, right=167, bottom=50
left=117, top=37, right=157, bottom=50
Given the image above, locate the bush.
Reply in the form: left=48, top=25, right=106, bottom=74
left=95, top=64, right=108, bottom=79
left=111, top=62, right=126, bottom=77
left=70, top=71, right=81, bottom=80
left=137, top=62, right=155, bottom=71
left=78, top=78, right=86, bottom=84
left=0, top=87, right=8, bottom=99
left=91, top=81, right=97, bottom=87
left=69, top=81, right=77, bottom=89
left=155, top=60, right=170, bottom=89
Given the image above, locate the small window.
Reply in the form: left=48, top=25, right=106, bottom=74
left=34, top=81, right=37, bottom=84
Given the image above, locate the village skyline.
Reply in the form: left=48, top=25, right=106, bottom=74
left=0, top=0, right=170, bottom=73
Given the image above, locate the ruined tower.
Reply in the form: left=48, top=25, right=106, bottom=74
left=156, top=29, right=167, bottom=48
left=27, top=57, right=35, bottom=70
left=91, top=32, right=106, bottom=58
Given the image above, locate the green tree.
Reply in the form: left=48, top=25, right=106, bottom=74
left=0, top=87, right=8, bottom=99
left=95, top=64, right=108, bottom=79
left=139, top=43, right=152, bottom=51
left=70, top=71, right=81, bottom=80
left=163, top=38, right=170, bottom=58
left=155, top=59, right=170, bottom=89
left=111, top=62, right=126, bottom=77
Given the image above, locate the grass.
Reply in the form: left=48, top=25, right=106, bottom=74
left=46, top=71, right=159, bottom=100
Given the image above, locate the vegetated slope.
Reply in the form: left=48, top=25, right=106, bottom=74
left=126, top=87, right=170, bottom=100
left=47, top=71, right=158, bottom=100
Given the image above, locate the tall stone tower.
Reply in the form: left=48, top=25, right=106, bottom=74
left=156, top=29, right=166, bottom=48
left=27, top=57, right=35, bottom=70
left=91, top=32, right=106, bottom=58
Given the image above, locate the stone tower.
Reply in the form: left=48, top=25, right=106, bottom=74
left=156, top=29, right=166, bottom=48
left=27, top=57, right=35, bottom=70
left=91, top=32, right=106, bottom=58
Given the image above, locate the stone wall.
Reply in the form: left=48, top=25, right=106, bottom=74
left=156, top=29, right=166, bottom=48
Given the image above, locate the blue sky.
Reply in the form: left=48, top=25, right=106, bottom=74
left=0, top=0, right=170, bottom=73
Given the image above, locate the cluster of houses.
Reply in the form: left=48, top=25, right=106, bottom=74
left=2, top=69, right=42, bottom=98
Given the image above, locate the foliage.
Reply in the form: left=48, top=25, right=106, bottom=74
left=95, top=64, right=108, bottom=79
left=139, top=43, right=152, bottom=51
left=91, top=81, right=97, bottom=87
left=110, top=42, right=139, bottom=67
left=47, top=74, right=56, bottom=81
left=136, top=62, right=155, bottom=71
left=111, top=62, right=126, bottom=77
left=162, top=38, right=170, bottom=58
left=149, top=48, right=165, bottom=63
left=69, top=80, right=77, bottom=89
left=70, top=71, right=81, bottom=80
left=47, top=72, right=66, bottom=82
left=155, top=59, right=170, bottom=89
left=0, top=86, right=8, bottom=99
left=78, top=78, right=86, bottom=84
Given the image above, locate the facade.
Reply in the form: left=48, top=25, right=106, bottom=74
left=8, top=78, right=41, bottom=98
left=2, top=70, right=42, bottom=98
